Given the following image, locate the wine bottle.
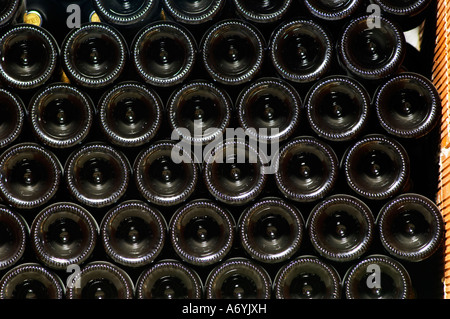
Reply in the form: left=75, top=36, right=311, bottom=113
left=273, top=256, right=341, bottom=299
left=342, top=134, right=410, bottom=200
left=374, top=72, right=441, bottom=139
left=132, top=21, right=196, bottom=87
left=167, top=80, right=232, bottom=146
left=100, top=200, right=167, bottom=267
left=343, top=254, right=414, bottom=299
left=371, top=0, right=433, bottom=31
left=91, top=0, right=161, bottom=34
left=98, top=81, right=163, bottom=147
left=0, top=0, right=25, bottom=28
left=200, top=19, right=265, bottom=85
left=0, top=23, right=59, bottom=90
left=162, top=0, right=225, bottom=25
left=274, top=136, right=339, bottom=202
left=238, top=197, right=304, bottom=263
left=303, top=0, right=362, bottom=21
left=231, top=0, right=293, bottom=23
left=0, top=143, right=62, bottom=209
left=203, top=138, right=267, bottom=206
left=377, top=193, right=444, bottom=262
left=269, top=18, right=333, bottom=83
left=61, top=22, right=128, bottom=89
left=305, top=75, right=371, bottom=142
left=30, top=202, right=99, bottom=270
left=307, top=194, right=375, bottom=262
left=0, top=88, right=25, bottom=149
left=133, top=140, right=199, bottom=207
left=337, top=14, right=405, bottom=80
left=66, top=261, right=134, bottom=299
left=28, top=82, right=95, bottom=149
left=135, top=259, right=203, bottom=299
left=236, top=77, right=302, bottom=143
left=0, top=205, right=28, bottom=270
left=205, top=257, right=272, bottom=299
left=372, top=0, right=432, bottom=16
left=0, top=263, right=64, bottom=299
left=64, top=142, right=131, bottom=208
left=169, top=199, right=235, bottom=266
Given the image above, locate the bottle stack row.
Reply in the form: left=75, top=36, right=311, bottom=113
left=0, top=193, right=444, bottom=299
left=0, top=0, right=445, bottom=299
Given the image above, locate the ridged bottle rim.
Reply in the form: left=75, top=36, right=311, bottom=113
left=232, top=0, right=292, bottom=23
left=343, top=254, right=414, bottom=299
left=372, top=0, right=432, bottom=16
left=305, top=75, right=371, bottom=142
left=374, top=72, right=441, bottom=139
left=269, top=19, right=333, bottom=83
left=236, top=77, right=302, bottom=143
left=29, top=82, right=95, bottom=149
left=30, top=202, right=99, bottom=270
left=273, top=255, right=341, bottom=299
left=0, top=24, right=59, bottom=90
left=201, top=19, right=265, bottom=85
left=307, top=194, right=375, bottom=262
left=0, top=142, right=62, bottom=209
left=135, top=259, right=203, bottom=299
left=0, top=0, right=21, bottom=27
left=0, top=205, right=28, bottom=270
left=338, top=15, right=405, bottom=80
left=342, top=134, right=410, bottom=200
left=274, top=136, right=339, bottom=202
left=133, top=140, right=199, bottom=206
left=0, top=263, right=65, bottom=299
left=304, top=0, right=362, bottom=21
left=100, top=200, right=167, bottom=267
left=163, top=0, right=225, bottom=24
left=376, top=193, right=444, bottom=262
left=92, top=0, right=158, bottom=26
left=238, top=197, right=304, bottom=263
left=132, top=21, right=197, bottom=87
left=66, top=261, right=134, bottom=299
left=64, top=142, right=131, bottom=208
left=167, top=80, right=232, bottom=146
left=0, top=88, right=25, bottom=149
left=62, top=22, right=128, bottom=89
left=169, top=199, right=235, bottom=266
left=98, top=81, right=163, bottom=147
left=205, top=257, right=272, bottom=299
left=203, top=138, right=268, bottom=206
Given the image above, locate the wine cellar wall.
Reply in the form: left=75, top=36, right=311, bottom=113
left=434, top=0, right=450, bottom=300
left=0, top=0, right=447, bottom=300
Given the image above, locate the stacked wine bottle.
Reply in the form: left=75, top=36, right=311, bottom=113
left=0, top=0, right=444, bottom=299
